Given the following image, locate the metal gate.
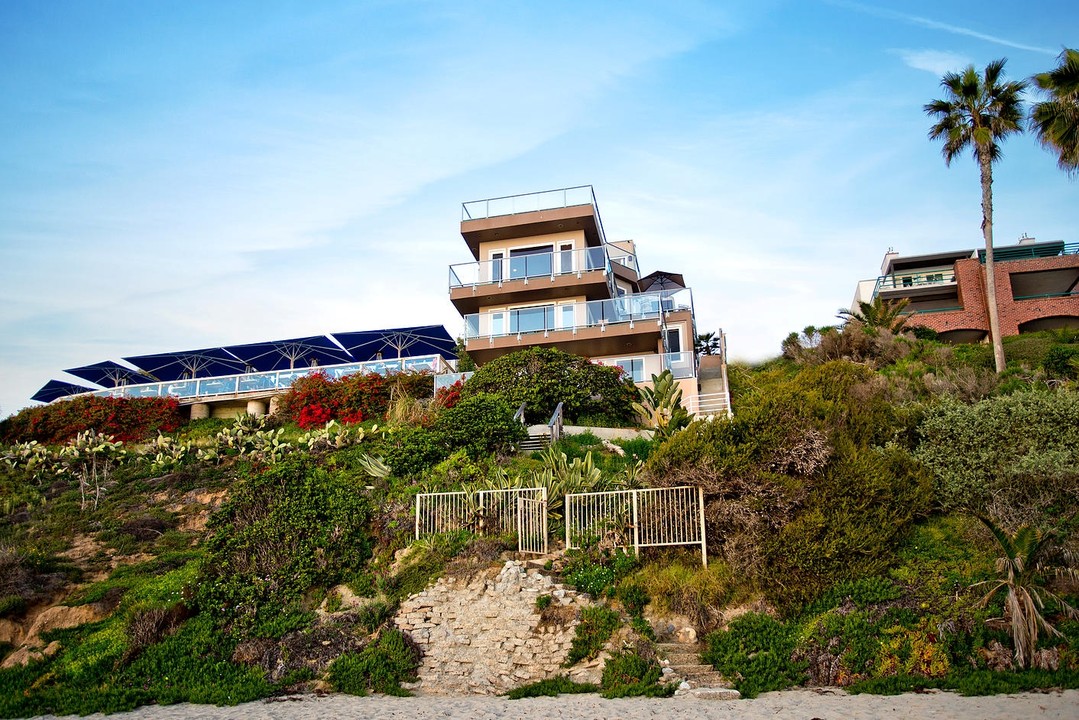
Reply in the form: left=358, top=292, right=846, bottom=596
left=564, top=485, right=707, bottom=566
left=517, top=495, right=548, bottom=555
left=414, top=487, right=548, bottom=555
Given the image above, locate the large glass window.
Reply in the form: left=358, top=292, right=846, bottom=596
left=510, top=305, right=554, bottom=334
left=509, top=245, right=553, bottom=279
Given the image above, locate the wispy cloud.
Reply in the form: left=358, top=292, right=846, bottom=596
left=894, top=49, right=970, bottom=75
left=829, top=0, right=1057, bottom=55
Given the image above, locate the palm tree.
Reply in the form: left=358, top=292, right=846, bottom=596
left=1030, top=48, right=1079, bottom=176
left=925, top=59, right=1027, bottom=374
left=695, top=331, right=721, bottom=356
left=836, top=296, right=911, bottom=334
left=975, top=515, right=1078, bottom=669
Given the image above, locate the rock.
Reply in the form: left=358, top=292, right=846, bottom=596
left=26, top=604, right=106, bottom=643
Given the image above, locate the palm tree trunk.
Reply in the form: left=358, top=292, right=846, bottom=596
left=979, top=150, right=1007, bottom=373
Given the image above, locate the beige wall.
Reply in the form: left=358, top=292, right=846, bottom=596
left=477, top=230, right=585, bottom=261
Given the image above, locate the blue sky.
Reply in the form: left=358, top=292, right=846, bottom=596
left=1, top=0, right=1076, bottom=416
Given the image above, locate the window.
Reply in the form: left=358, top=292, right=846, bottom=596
left=510, top=304, right=554, bottom=334
left=610, top=357, right=645, bottom=383
left=559, top=243, right=574, bottom=274
left=664, top=327, right=682, bottom=354
left=509, top=245, right=553, bottom=279
left=491, top=252, right=504, bottom=282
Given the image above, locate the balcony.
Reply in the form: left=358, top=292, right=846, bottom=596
left=449, top=246, right=640, bottom=315
left=979, top=240, right=1078, bottom=263
left=461, top=288, right=694, bottom=363
left=873, top=267, right=957, bottom=299
left=594, top=351, right=698, bottom=383
left=460, top=186, right=606, bottom=258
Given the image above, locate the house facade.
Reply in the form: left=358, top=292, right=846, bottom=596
left=448, top=186, right=729, bottom=416
left=851, top=237, right=1079, bottom=342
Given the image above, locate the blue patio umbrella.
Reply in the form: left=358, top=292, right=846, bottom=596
left=123, top=347, right=247, bottom=381
left=32, top=379, right=96, bottom=403
left=222, top=335, right=353, bottom=372
left=331, top=325, right=456, bottom=362
left=64, top=360, right=155, bottom=388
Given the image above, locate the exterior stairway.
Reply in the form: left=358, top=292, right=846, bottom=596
left=517, top=431, right=551, bottom=453
left=657, top=641, right=738, bottom=696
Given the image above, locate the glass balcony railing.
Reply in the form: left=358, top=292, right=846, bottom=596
left=449, top=246, right=639, bottom=288
left=87, top=355, right=452, bottom=401
left=462, top=288, right=693, bottom=340
left=462, top=185, right=599, bottom=222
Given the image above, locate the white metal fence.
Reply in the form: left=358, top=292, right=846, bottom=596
left=564, top=486, right=707, bottom=566
left=414, top=487, right=547, bottom=554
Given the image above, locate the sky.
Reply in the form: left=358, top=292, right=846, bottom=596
left=1, top=0, right=1077, bottom=417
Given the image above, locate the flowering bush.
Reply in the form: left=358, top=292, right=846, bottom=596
left=0, top=396, right=183, bottom=445
left=276, top=371, right=433, bottom=429
left=434, top=380, right=463, bottom=410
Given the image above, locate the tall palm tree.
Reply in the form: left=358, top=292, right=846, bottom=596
left=925, top=59, right=1027, bottom=374
left=1030, top=48, right=1079, bottom=176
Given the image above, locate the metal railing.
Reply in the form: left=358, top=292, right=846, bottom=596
left=462, top=288, right=693, bottom=340
left=449, top=246, right=639, bottom=289
left=415, top=487, right=547, bottom=554
left=434, top=371, right=473, bottom=392
left=565, top=486, right=707, bottom=567
left=873, top=268, right=956, bottom=297
left=88, top=354, right=451, bottom=402
left=691, top=391, right=732, bottom=417
left=548, top=402, right=564, bottom=444
left=979, top=241, right=1078, bottom=263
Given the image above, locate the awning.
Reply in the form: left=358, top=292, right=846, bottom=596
left=222, top=335, right=353, bottom=372
left=32, top=379, right=96, bottom=403
left=332, top=325, right=457, bottom=362
left=123, top=347, right=247, bottom=381
left=64, top=360, right=154, bottom=388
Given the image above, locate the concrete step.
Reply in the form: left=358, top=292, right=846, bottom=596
left=664, top=652, right=701, bottom=664
left=688, top=687, right=740, bottom=699
left=673, top=663, right=718, bottom=675
left=681, top=672, right=732, bottom=687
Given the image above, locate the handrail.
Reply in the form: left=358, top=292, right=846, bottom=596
left=513, top=402, right=528, bottom=426
left=548, top=402, right=564, bottom=444
left=447, top=245, right=639, bottom=289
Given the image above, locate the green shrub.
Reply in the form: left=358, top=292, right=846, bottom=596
left=382, top=426, right=446, bottom=477
left=433, top=394, right=525, bottom=459
left=535, top=594, right=552, bottom=611
left=0, top=396, right=183, bottom=445
left=461, top=347, right=637, bottom=425
left=563, top=549, right=638, bottom=598
left=198, top=459, right=372, bottom=636
left=617, top=583, right=649, bottom=617
left=564, top=606, right=621, bottom=666
left=1043, top=345, right=1079, bottom=379
left=600, top=650, right=674, bottom=698
left=328, top=629, right=420, bottom=696
left=702, top=613, right=806, bottom=698
left=506, top=675, right=597, bottom=699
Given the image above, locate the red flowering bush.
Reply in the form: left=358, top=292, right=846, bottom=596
left=434, top=380, right=464, bottom=410
left=0, top=396, right=184, bottom=445
left=276, top=370, right=433, bottom=429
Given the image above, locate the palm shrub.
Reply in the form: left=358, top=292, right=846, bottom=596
left=975, top=516, right=1079, bottom=669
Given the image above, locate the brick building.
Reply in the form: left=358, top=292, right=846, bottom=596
left=851, top=238, right=1079, bottom=342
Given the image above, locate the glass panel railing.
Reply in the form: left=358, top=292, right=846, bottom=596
left=662, top=351, right=697, bottom=379
left=462, top=185, right=597, bottom=221
left=462, top=288, right=693, bottom=339
left=448, top=246, right=620, bottom=288
left=873, top=268, right=957, bottom=296
left=82, top=355, right=449, bottom=403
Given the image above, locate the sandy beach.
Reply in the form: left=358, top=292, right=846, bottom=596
left=31, top=689, right=1079, bottom=720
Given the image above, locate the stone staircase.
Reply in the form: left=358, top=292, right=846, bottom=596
left=657, top=641, right=739, bottom=697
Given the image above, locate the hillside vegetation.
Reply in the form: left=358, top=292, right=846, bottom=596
left=0, top=334, right=1077, bottom=713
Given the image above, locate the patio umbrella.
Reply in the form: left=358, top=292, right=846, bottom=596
left=32, top=379, right=96, bottom=403
left=332, top=325, right=456, bottom=362
left=637, top=270, right=686, bottom=292
left=123, top=347, right=247, bottom=381
left=222, top=335, right=353, bottom=372
left=64, top=360, right=154, bottom=388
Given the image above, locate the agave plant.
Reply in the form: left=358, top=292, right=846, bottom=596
left=975, top=515, right=1079, bottom=669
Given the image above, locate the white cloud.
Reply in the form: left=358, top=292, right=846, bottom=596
left=895, top=49, right=970, bottom=76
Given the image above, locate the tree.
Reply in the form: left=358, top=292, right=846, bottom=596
left=975, top=515, right=1078, bottom=669
left=695, top=331, right=721, bottom=356
left=836, top=296, right=911, bottom=334
left=1030, top=48, right=1079, bottom=176
left=925, top=59, right=1027, bottom=374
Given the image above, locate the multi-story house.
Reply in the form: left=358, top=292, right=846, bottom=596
left=447, top=186, right=729, bottom=416
left=851, top=237, right=1079, bottom=341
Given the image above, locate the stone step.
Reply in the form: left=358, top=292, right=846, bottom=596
left=682, top=672, right=732, bottom=688
left=671, top=663, right=715, bottom=675
left=664, top=652, right=701, bottom=664
left=656, top=642, right=702, bottom=653
left=689, top=687, right=740, bottom=700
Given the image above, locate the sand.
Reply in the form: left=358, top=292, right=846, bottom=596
left=31, top=688, right=1079, bottom=720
